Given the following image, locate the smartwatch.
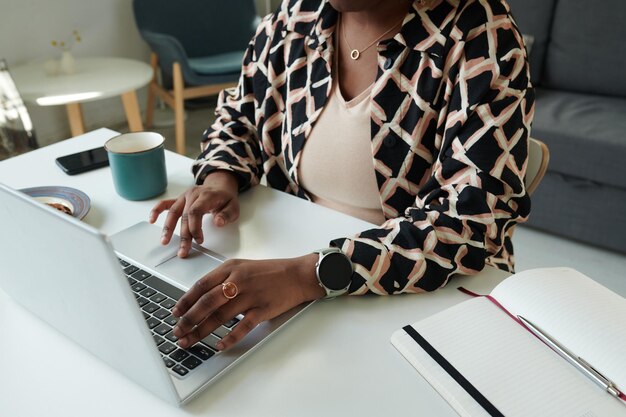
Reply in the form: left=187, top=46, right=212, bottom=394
left=313, top=248, right=353, bottom=299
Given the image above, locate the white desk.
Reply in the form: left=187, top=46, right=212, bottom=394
left=12, top=57, right=152, bottom=136
left=0, top=129, right=521, bottom=416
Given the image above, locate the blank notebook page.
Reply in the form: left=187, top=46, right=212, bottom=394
left=491, top=267, right=626, bottom=390
left=392, top=268, right=626, bottom=417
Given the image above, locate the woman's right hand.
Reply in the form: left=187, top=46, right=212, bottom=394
left=149, top=170, right=240, bottom=258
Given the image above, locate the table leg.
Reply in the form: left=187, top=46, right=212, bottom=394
left=65, top=103, right=85, bottom=137
left=145, top=53, right=158, bottom=129
left=121, top=90, right=144, bottom=132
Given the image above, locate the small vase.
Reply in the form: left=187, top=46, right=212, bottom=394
left=59, top=50, right=75, bottom=75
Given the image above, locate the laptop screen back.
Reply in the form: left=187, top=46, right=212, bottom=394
left=0, top=184, right=178, bottom=404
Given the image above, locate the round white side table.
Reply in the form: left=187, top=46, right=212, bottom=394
left=11, top=57, right=153, bottom=137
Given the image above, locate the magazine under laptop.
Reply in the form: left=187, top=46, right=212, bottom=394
left=0, top=183, right=314, bottom=405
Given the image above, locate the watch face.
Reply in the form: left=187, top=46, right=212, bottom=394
left=319, top=252, right=352, bottom=290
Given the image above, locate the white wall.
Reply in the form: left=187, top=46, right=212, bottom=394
left=1, top=0, right=150, bottom=145
left=0, top=0, right=282, bottom=146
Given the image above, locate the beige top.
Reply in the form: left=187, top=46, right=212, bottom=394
left=298, top=80, right=386, bottom=225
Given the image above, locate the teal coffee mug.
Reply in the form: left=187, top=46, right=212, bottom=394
left=104, top=132, right=167, bottom=201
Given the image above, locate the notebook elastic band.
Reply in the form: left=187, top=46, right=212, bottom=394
left=402, top=325, right=505, bottom=417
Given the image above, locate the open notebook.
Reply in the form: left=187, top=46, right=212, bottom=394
left=391, top=268, right=626, bottom=417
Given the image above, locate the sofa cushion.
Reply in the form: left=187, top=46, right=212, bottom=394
left=505, top=0, right=557, bottom=85
left=526, top=171, right=626, bottom=254
left=543, top=0, right=626, bottom=97
left=531, top=88, right=626, bottom=189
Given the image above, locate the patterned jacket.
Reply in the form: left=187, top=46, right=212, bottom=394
left=192, top=0, right=535, bottom=295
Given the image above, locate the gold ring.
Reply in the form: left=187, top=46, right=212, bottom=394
left=222, top=282, right=238, bottom=299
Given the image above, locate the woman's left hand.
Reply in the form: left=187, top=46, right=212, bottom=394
left=172, top=254, right=324, bottom=350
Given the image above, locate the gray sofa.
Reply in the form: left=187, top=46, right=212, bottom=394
left=507, top=0, right=626, bottom=253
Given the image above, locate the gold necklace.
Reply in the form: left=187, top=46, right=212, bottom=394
left=341, top=14, right=404, bottom=60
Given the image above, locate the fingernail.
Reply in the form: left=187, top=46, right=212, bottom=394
left=172, top=308, right=180, bottom=317
left=173, top=327, right=181, bottom=337
left=178, top=338, right=187, bottom=348
left=216, top=342, right=225, bottom=350
left=215, top=216, right=225, bottom=227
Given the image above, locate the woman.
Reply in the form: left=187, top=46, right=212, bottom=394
left=149, top=0, right=534, bottom=351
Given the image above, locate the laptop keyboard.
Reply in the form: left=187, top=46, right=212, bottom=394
left=119, top=258, right=239, bottom=378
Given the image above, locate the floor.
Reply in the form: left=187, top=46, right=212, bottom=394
left=137, top=102, right=218, bottom=159
left=114, top=105, right=626, bottom=293
left=513, top=226, right=626, bottom=295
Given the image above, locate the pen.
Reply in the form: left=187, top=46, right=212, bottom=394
left=517, top=315, right=624, bottom=400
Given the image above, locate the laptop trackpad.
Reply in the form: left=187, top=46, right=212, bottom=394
left=155, top=249, right=222, bottom=290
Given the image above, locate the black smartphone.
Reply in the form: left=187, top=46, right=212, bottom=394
left=55, top=146, right=109, bottom=175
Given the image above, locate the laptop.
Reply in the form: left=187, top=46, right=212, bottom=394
left=0, top=183, right=315, bottom=405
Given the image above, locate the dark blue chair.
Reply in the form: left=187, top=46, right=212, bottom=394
left=132, top=0, right=259, bottom=154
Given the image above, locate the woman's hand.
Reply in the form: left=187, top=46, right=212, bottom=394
left=149, top=171, right=239, bottom=258
left=172, top=254, right=325, bottom=350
